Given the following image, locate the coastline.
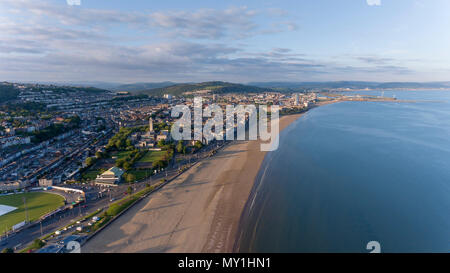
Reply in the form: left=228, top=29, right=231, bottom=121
left=201, top=112, right=306, bottom=252
left=83, top=103, right=332, bottom=253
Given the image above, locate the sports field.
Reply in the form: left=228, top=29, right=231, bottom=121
left=0, top=192, right=65, bottom=232
left=138, top=150, right=166, bottom=163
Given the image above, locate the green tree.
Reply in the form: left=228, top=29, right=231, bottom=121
left=115, top=139, right=123, bottom=150
left=85, top=157, right=96, bottom=167
left=123, top=161, right=131, bottom=170
left=194, top=141, right=203, bottom=149
left=126, top=173, right=136, bottom=183
left=157, top=139, right=165, bottom=147
left=1, top=248, right=14, bottom=253
left=31, top=239, right=45, bottom=249
left=95, top=151, right=103, bottom=159
left=176, top=140, right=184, bottom=153
left=115, top=158, right=125, bottom=168
left=153, top=159, right=167, bottom=170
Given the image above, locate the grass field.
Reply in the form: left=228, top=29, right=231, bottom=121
left=0, top=192, right=65, bottom=233
left=126, top=169, right=153, bottom=182
left=112, top=151, right=133, bottom=160
left=138, top=150, right=166, bottom=163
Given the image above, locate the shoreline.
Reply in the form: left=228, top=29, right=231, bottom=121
left=82, top=102, right=334, bottom=253
left=201, top=112, right=307, bottom=252
left=231, top=113, right=307, bottom=252
left=223, top=100, right=339, bottom=252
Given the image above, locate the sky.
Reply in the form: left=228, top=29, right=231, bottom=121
left=1, top=0, right=450, bottom=83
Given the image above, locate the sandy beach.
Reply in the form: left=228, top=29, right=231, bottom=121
left=83, top=113, right=304, bottom=253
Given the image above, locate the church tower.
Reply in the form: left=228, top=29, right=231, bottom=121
left=149, top=117, right=154, bottom=132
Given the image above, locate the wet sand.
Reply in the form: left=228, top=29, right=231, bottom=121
left=83, top=113, right=304, bottom=253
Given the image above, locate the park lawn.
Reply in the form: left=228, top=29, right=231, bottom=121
left=0, top=192, right=65, bottom=233
left=112, top=151, right=133, bottom=160
left=138, top=150, right=166, bottom=163
left=126, top=169, right=152, bottom=182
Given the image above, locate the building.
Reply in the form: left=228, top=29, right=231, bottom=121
left=5, top=128, right=15, bottom=135
left=293, top=93, right=300, bottom=106
left=137, top=139, right=155, bottom=148
left=149, top=117, right=154, bottom=132
left=39, top=178, right=54, bottom=187
left=136, top=119, right=156, bottom=148
left=95, top=167, right=124, bottom=186
left=0, top=180, right=29, bottom=191
left=156, top=134, right=168, bottom=141
left=0, top=136, right=31, bottom=149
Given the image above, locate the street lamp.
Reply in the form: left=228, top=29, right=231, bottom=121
left=22, top=197, right=29, bottom=223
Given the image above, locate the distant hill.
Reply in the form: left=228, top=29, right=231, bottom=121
left=138, top=81, right=273, bottom=97
left=112, top=82, right=177, bottom=92
left=0, top=82, right=110, bottom=104
left=376, top=82, right=450, bottom=89
left=250, top=81, right=450, bottom=91
left=0, top=82, right=21, bottom=103
left=25, top=81, right=178, bottom=92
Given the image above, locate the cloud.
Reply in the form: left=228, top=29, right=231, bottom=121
left=0, top=36, right=332, bottom=82
left=0, top=34, right=416, bottom=83
left=366, top=0, right=381, bottom=6
left=66, top=0, right=81, bottom=6
left=356, top=56, right=394, bottom=65
left=1, top=1, right=280, bottom=40
left=149, top=7, right=258, bottom=39
left=0, top=0, right=421, bottom=83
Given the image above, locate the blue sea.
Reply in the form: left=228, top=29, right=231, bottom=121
left=237, top=90, right=450, bottom=253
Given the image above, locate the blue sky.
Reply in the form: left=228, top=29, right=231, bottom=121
left=0, top=0, right=449, bottom=83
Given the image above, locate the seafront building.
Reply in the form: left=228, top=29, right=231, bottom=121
left=95, top=167, right=125, bottom=186
left=293, top=93, right=300, bottom=106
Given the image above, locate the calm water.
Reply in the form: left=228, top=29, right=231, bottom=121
left=237, top=90, right=450, bottom=253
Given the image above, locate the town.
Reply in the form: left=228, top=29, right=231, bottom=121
left=0, top=81, right=324, bottom=253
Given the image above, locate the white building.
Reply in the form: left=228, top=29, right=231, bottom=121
left=39, top=178, right=54, bottom=187
left=95, top=167, right=124, bottom=186
left=293, top=93, right=300, bottom=106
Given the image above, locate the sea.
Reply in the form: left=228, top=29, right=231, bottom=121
left=237, top=90, right=450, bottom=253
